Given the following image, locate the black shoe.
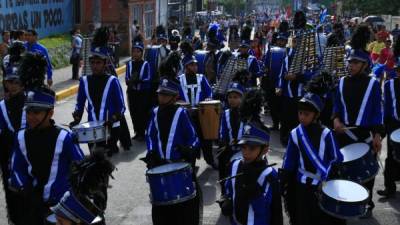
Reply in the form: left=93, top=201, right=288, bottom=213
left=377, top=189, right=396, bottom=198
left=360, top=208, right=373, bottom=219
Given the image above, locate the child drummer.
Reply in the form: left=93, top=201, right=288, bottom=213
left=143, top=77, right=202, bottom=225
left=378, top=62, right=400, bottom=198
left=218, top=122, right=283, bottom=225
left=218, top=82, right=245, bottom=193
left=281, top=92, right=345, bottom=225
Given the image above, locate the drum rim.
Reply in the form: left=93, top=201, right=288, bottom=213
left=321, top=179, right=370, bottom=203
left=390, top=128, right=400, bottom=143
left=151, top=190, right=197, bottom=206
left=72, top=121, right=106, bottom=129
left=318, top=202, right=367, bottom=220
left=198, top=100, right=222, bottom=105
left=340, top=142, right=370, bottom=162
left=146, top=162, right=191, bottom=175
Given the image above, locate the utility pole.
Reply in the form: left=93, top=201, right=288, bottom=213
left=93, top=0, right=101, bottom=29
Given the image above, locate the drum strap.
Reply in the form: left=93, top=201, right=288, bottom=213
left=298, top=168, right=321, bottom=181
left=225, top=110, right=244, bottom=143
left=389, top=79, right=399, bottom=121
left=0, top=100, right=14, bottom=132
left=153, top=107, right=183, bottom=159
left=296, top=126, right=329, bottom=178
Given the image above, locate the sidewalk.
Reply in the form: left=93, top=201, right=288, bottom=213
left=0, top=57, right=130, bottom=100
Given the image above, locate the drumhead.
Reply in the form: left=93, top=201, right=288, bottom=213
left=340, top=143, right=369, bottom=162
left=46, top=214, right=57, bottom=223
left=322, top=180, right=369, bottom=202
left=73, top=121, right=105, bottom=129
left=199, top=100, right=221, bottom=105
left=147, top=162, right=190, bottom=175
left=390, top=128, right=400, bottom=143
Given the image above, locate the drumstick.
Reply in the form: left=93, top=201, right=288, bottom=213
left=217, top=163, right=277, bottom=183
left=215, top=146, right=227, bottom=158
left=333, top=126, right=358, bottom=131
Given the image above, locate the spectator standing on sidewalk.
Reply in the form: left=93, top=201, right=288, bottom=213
left=70, top=28, right=83, bottom=80
left=392, top=24, right=400, bottom=43
left=24, top=29, right=53, bottom=87
left=0, top=31, right=10, bottom=60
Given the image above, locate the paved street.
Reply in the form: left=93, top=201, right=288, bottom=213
left=0, top=76, right=399, bottom=225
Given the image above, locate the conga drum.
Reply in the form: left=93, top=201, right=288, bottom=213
left=198, top=100, right=221, bottom=140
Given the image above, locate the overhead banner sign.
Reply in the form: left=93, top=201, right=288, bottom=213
left=0, top=0, right=73, bottom=37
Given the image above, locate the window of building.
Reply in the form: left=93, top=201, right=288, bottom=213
left=132, top=5, right=143, bottom=26
left=144, top=3, right=154, bottom=39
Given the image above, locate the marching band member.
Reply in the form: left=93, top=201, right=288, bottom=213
left=178, top=55, right=215, bottom=166
left=203, top=23, right=224, bottom=84
left=218, top=82, right=245, bottom=193
left=125, top=38, right=155, bottom=141
left=169, top=29, right=181, bottom=51
left=280, top=92, right=344, bottom=225
left=2, top=41, right=25, bottom=98
left=51, top=151, right=115, bottom=225
left=90, top=27, right=132, bottom=149
left=238, top=25, right=262, bottom=87
left=91, top=27, right=117, bottom=76
left=143, top=75, right=201, bottom=225
left=378, top=61, right=400, bottom=198
left=262, top=32, right=290, bottom=131
left=70, top=47, right=126, bottom=156
left=333, top=49, right=384, bottom=218
left=9, top=53, right=84, bottom=225
left=219, top=121, right=283, bottom=225
left=0, top=47, right=26, bottom=224
left=156, top=25, right=170, bottom=62
left=276, top=43, right=313, bottom=146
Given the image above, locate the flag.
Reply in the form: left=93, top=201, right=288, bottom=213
left=320, top=8, right=328, bottom=23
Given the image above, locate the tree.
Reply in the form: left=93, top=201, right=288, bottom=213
left=343, top=0, right=400, bottom=16
left=218, top=0, right=246, bottom=16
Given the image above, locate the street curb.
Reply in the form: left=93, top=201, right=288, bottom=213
left=55, top=65, right=127, bottom=101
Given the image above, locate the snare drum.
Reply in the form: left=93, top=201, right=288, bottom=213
left=198, top=100, right=222, bottom=140
left=72, top=121, right=109, bottom=143
left=390, top=128, right=400, bottom=162
left=146, top=162, right=196, bottom=205
left=338, top=142, right=379, bottom=183
left=319, top=179, right=369, bottom=219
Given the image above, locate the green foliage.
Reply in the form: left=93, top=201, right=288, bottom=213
left=218, top=0, right=246, bottom=16
left=343, top=0, right=400, bottom=15
left=39, top=34, right=71, bottom=69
